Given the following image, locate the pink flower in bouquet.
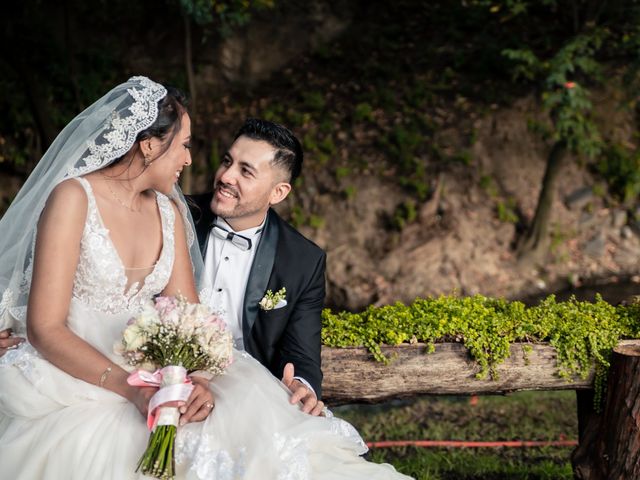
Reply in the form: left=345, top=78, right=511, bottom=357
left=205, top=314, right=226, bottom=330
left=117, top=295, right=234, bottom=479
left=154, top=295, right=178, bottom=315
left=564, top=81, right=576, bottom=89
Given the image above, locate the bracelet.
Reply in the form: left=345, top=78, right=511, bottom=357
left=99, top=366, right=113, bottom=388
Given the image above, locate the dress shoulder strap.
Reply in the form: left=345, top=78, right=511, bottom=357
left=71, top=177, right=96, bottom=204
left=155, top=192, right=175, bottom=245
left=69, top=176, right=100, bottom=226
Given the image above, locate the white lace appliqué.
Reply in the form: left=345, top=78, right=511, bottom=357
left=0, top=343, right=44, bottom=386
left=66, top=77, right=167, bottom=178
left=327, top=417, right=369, bottom=453
left=175, top=430, right=246, bottom=480
left=72, top=177, right=175, bottom=314
left=274, top=433, right=311, bottom=480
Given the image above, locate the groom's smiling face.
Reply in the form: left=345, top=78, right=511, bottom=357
left=210, top=136, right=291, bottom=231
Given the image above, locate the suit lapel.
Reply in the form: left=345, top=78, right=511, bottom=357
left=192, top=193, right=214, bottom=256
left=242, top=209, right=278, bottom=339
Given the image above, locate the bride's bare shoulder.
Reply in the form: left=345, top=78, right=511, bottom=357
left=42, top=178, right=88, bottom=219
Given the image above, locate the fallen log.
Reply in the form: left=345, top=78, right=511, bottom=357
left=321, top=341, right=594, bottom=404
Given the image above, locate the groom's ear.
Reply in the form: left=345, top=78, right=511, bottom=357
left=269, top=182, right=292, bottom=206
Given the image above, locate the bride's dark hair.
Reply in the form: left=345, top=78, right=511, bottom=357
left=137, top=86, right=188, bottom=147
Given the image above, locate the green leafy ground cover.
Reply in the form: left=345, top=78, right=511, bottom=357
left=335, top=391, right=576, bottom=479
left=322, top=295, right=640, bottom=408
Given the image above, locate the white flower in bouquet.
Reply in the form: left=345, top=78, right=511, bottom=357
left=134, top=304, right=161, bottom=334
left=123, top=325, right=147, bottom=351
left=117, top=295, right=233, bottom=480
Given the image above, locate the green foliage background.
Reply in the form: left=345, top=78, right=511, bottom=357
left=2, top=0, right=640, bottom=202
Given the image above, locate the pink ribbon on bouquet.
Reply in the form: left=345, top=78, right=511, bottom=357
left=128, top=366, right=194, bottom=430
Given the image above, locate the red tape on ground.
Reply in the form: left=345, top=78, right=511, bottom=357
left=367, top=439, right=578, bottom=448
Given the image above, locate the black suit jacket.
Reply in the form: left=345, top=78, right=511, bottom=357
left=189, top=193, right=325, bottom=397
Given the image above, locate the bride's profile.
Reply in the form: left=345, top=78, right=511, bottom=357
left=0, top=76, right=412, bottom=479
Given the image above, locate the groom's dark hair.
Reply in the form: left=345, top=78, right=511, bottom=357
left=234, top=118, right=303, bottom=183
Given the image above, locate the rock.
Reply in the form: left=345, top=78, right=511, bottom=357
left=534, top=278, right=547, bottom=290
left=584, top=232, right=606, bottom=258
left=630, top=220, right=640, bottom=238
left=564, top=187, right=594, bottom=210
left=622, top=226, right=634, bottom=239
left=579, top=211, right=600, bottom=229
left=613, top=246, right=638, bottom=266
left=612, top=210, right=628, bottom=229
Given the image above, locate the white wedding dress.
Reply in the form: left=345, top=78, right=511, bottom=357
left=0, top=178, right=411, bottom=480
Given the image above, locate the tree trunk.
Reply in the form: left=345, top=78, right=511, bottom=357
left=14, top=60, right=58, bottom=150
left=63, top=0, right=83, bottom=112
left=572, top=340, right=640, bottom=479
left=572, top=390, right=604, bottom=479
left=181, top=12, right=196, bottom=194
left=598, top=343, right=640, bottom=478
left=518, top=140, right=567, bottom=262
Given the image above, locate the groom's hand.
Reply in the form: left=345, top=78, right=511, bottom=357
left=0, top=329, right=24, bottom=357
left=281, top=363, right=324, bottom=416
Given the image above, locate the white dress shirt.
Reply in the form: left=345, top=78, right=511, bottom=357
left=202, top=218, right=264, bottom=350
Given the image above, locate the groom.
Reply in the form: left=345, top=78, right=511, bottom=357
left=189, top=118, right=326, bottom=416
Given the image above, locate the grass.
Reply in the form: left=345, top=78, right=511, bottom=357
left=333, top=391, right=577, bottom=479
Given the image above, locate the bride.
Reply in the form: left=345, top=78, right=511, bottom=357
left=0, top=76, right=412, bottom=479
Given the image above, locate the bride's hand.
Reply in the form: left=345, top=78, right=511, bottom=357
left=131, top=386, right=159, bottom=418
left=179, top=375, right=214, bottom=425
left=0, top=329, right=24, bottom=357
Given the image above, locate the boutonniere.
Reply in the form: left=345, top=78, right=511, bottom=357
left=259, top=287, right=287, bottom=311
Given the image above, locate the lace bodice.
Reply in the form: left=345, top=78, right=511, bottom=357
left=72, top=177, right=175, bottom=314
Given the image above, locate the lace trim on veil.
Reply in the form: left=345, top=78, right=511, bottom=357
left=66, top=76, right=167, bottom=178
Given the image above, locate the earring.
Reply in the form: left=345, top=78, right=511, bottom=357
left=144, top=154, right=152, bottom=166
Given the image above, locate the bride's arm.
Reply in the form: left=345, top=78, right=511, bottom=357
left=161, top=201, right=214, bottom=424
left=161, top=202, right=199, bottom=302
left=26, top=180, right=153, bottom=414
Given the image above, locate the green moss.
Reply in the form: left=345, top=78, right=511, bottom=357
left=308, top=214, right=325, bottom=229
left=302, top=91, right=326, bottom=111
left=343, top=185, right=357, bottom=200
left=302, top=131, right=319, bottom=152
left=480, top=174, right=498, bottom=197
left=496, top=198, right=519, bottom=223
left=392, top=199, right=418, bottom=230
left=596, top=142, right=640, bottom=205
left=319, top=136, right=337, bottom=155
left=354, top=102, right=374, bottom=122
left=335, top=166, right=351, bottom=181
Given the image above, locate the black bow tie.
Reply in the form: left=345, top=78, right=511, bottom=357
left=211, top=223, right=253, bottom=251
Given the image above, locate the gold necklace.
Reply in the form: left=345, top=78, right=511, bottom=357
left=100, top=173, right=141, bottom=213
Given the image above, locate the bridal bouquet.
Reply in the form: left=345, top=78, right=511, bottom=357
left=118, top=295, right=233, bottom=479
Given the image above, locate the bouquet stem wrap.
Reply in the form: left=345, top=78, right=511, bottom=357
left=128, top=366, right=193, bottom=479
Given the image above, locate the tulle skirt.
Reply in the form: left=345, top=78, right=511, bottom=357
left=0, top=300, right=411, bottom=480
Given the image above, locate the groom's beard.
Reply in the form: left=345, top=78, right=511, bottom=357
left=210, top=182, right=270, bottom=223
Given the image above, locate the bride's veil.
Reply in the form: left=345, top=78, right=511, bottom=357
left=0, top=76, right=204, bottom=332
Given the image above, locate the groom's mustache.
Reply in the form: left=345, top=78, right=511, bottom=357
left=215, top=182, right=239, bottom=198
